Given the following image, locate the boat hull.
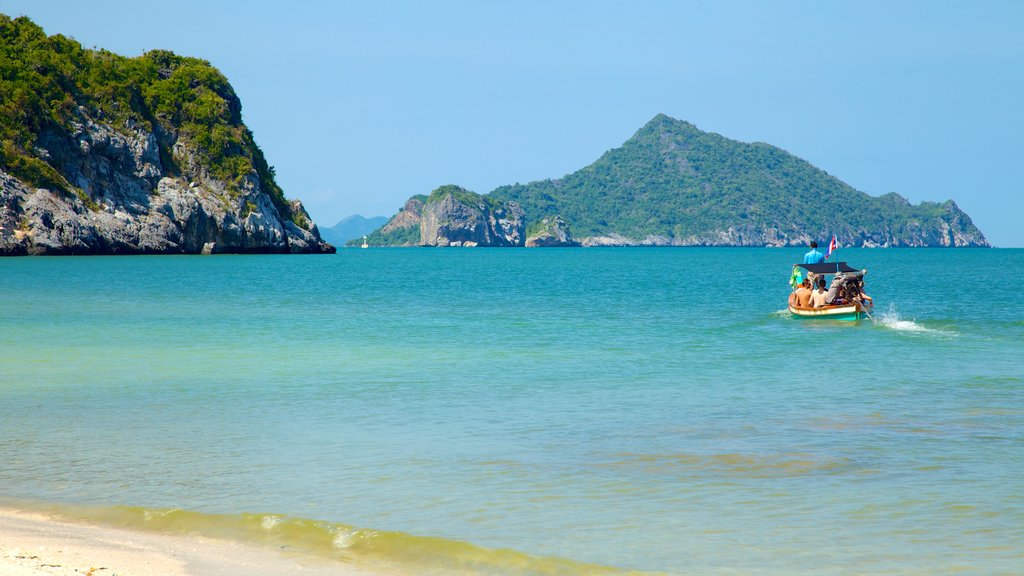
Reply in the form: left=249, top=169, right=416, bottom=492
left=789, top=303, right=870, bottom=321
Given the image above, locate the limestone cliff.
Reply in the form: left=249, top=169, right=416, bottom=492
left=419, top=186, right=524, bottom=247
left=0, top=15, right=333, bottom=255
left=364, top=186, right=524, bottom=247
left=525, top=216, right=579, bottom=247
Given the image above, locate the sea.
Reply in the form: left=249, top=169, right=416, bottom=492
left=0, top=248, right=1021, bottom=575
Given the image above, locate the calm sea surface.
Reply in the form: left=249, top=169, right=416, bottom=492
left=1, top=248, right=1021, bottom=575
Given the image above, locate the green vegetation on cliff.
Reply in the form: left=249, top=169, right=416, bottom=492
left=0, top=14, right=295, bottom=220
left=361, top=184, right=527, bottom=247
left=356, top=194, right=428, bottom=246
left=427, top=184, right=504, bottom=212
left=361, top=220, right=421, bottom=246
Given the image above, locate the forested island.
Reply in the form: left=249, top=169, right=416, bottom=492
left=0, top=14, right=333, bottom=255
left=363, top=114, right=988, bottom=248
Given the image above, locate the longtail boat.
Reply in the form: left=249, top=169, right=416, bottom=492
left=788, top=262, right=874, bottom=321
left=789, top=301, right=872, bottom=321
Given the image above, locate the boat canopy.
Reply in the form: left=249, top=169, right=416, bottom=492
left=797, top=262, right=862, bottom=274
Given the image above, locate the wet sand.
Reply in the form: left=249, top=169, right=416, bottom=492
left=0, top=508, right=379, bottom=576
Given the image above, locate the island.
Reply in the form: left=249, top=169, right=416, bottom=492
left=362, top=114, right=989, bottom=248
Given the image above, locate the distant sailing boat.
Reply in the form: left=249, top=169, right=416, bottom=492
left=361, top=235, right=368, bottom=249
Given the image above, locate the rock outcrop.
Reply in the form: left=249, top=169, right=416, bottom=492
left=526, top=216, right=579, bottom=247
left=366, top=186, right=525, bottom=247
left=0, top=110, right=332, bottom=255
left=0, top=16, right=332, bottom=255
left=420, top=186, right=524, bottom=247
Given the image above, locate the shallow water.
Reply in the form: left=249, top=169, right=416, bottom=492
left=1, top=248, right=1021, bottom=574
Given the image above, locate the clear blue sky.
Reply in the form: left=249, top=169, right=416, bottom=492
left=3, top=1, right=1022, bottom=246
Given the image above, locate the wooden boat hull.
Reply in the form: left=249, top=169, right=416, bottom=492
left=789, top=303, right=870, bottom=321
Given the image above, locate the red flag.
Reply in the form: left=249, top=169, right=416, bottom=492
left=825, top=235, right=838, bottom=259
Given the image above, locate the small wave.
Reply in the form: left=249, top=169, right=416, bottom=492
left=15, top=502, right=652, bottom=576
left=875, top=304, right=951, bottom=336
left=260, top=514, right=282, bottom=530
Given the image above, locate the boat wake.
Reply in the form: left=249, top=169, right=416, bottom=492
left=875, top=304, right=951, bottom=336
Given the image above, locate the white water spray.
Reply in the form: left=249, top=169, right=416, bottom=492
left=876, top=303, right=947, bottom=335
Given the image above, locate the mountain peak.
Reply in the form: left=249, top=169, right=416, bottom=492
left=486, top=117, right=989, bottom=247
left=634, top=113, right=700, bottom=142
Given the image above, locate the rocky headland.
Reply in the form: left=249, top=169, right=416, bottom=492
left=0, top=15, right=333, bottom=255
left=525, top=216, right=579, bottom=247
left=364, top=185, right=526, bottom=247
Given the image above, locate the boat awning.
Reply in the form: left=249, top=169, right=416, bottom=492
left=797, top=262, right=862, bottom=274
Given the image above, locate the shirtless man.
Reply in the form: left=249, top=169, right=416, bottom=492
left=792, top=279, right=813, bottom=308
left=810, top=277, right=828, bottom=307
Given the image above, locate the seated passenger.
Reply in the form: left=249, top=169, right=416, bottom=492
left=852, top=279, right=873, bottom=306
left=810, top=277, right=828, bottom=307
left=825, top=275, right=844, bottom=304
left=794, top=279, right=813, bottom=307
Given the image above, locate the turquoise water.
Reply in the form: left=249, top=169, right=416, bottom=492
left=0, top=248, right=1021, bottom=575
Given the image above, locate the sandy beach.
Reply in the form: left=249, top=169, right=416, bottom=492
left=0, top=508, right=378, bottom=576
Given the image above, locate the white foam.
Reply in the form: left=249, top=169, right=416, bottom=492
left=333, top=529, right=356, bottom=549
left=876, top=304, right=948, bottom=335
left=142, top=509, right=171, bottom=522
left=261, top=515, right=281, bottom=530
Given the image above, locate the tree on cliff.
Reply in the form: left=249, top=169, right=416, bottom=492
left=0, top=14, right=297, bottom=223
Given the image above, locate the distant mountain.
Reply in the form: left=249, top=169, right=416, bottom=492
left=320, top=214, right=387, bottom=245
left=374, top=114, right=988, bottom=247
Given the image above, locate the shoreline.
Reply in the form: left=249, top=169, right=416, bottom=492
left=0, top=508, right=378, bottom=576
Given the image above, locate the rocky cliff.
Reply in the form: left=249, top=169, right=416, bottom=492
left=525, top=216, right=579, bottom=247
left=0, top=15, right=333, bottom=255
left=364, top=186, right=524, bottom=247
left=420, top=186, right=524, bottom=247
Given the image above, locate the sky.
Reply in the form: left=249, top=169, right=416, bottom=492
left=3, top=1, right=1022, bottom=246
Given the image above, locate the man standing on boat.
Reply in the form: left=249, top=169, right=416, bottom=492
left=803, top=241, right=825, bottom=264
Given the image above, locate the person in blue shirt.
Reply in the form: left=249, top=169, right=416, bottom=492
left=803, top=241, right=825, bottom=264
